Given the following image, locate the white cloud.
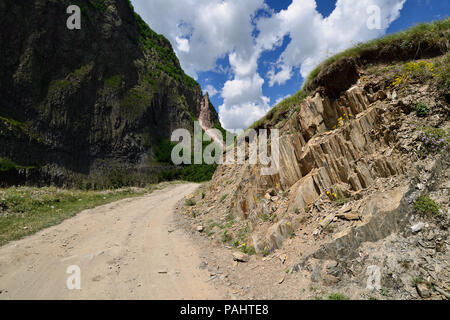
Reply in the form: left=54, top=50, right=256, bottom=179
left=131, top=0, right=406, bottom=130
left=203, top=85, right=219, bottom=97
left=267, top=65, right=292, bottom=87
left=261, top=0, right=407, bottom=84
left=219, top=73, right=270, bottom=130
left=131, top=0, right=265, bottom=78
left=175, top=36, right=190, bottom=53
left=218, top=102, right=269, bottom=132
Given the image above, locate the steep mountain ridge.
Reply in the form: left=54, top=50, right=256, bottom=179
left=0, top=0, right=221, bottom=187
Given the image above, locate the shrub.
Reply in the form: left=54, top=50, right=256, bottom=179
left=414, top=195, right=440, bottom=215
left=185, top=198, right=196, bottom=206
left=0, top=158, right=18, bottom=172
left=379, top=288, right=390, bottom=297
left=415, top=103, right=430, bottom=117
left=154, top=139, right=177, bottom=164
left=327, top=293, right=350, bottom=300
left=221, top=230, right=232, bottom=243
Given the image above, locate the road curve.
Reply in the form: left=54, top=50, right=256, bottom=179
left=0, top=183, right=224, bottom=300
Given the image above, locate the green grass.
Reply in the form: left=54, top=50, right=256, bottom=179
left=119, top=86, right=151, bottom=120
left=379, top=288, right=391, bottom=297
left=0, top=186, right=152, bottom=246
left=435, top=53, right=450, bottom=89
left=303, top=18, right=450, bottom=91
left=249, top=89, right=307, bottom=130
left=104, top=75, right=122, bottom=88
left=240, top=244, right=256, bottom=255
left=133, top=11, right=200, bottom=89
left=221, top=230, right=232, bottom=243
left=327, top=293, right=350, bottom=300
left=47, top=79, right=71, bottom=96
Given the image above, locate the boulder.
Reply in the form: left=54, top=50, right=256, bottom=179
left=232, top=252, right=249, bottom=263
left=416, top=283, right=431, bottom=298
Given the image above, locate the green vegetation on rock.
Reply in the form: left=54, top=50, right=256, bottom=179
left=250, top=89, right=307, bottom=129
left=414, top=194, right=441, bottom=215
left=303, top=18, right=450, bottom=91
left=104, top=75, right=122, bottom=88
left=251, top=18, right=449, bottom=130
left=0, top=158, right=35, bottom=172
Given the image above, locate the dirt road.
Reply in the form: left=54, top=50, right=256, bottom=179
left=0, top=183, right=225, bottom=299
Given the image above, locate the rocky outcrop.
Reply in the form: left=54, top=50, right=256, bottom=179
left=306, top=58, right=359, bottom=99
left=304, top=31, right=449, bottom=97
left=227, top=85, right=405, bottom=227
left=198, top=93, right=224, bottom=148
left=199, top=93, right=215, bottom=129
left=184, top=27, right=449, bottom=299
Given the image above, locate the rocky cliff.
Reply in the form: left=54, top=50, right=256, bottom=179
left=183, top=20, right=449, bottom=300
left=0, top=0, right=221, bottom=187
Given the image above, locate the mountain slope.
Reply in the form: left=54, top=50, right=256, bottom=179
left=0, top=0, right=222, bottom=187
left=184, top=20, right=449, bottom=300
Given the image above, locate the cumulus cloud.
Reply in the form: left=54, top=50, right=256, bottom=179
left=131, top=0, right=406, bottom=130
left=131, top=0, right=265, bottom=77
left=203, top=85, right=219, bottom=97
left=219, top=73, right=270, bottom=130
left=261, top=0, right=406, bottom=84
left=175, top=36, right=190, bottom=53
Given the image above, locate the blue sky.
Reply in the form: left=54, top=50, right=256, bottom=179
left=131, top=0, right=449, bottom=131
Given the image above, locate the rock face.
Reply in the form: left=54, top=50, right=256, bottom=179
left=0, top=0, right=222, bottom=186
left=199, top=93, right=216, bottom=130
left=227, top=85, right=405, bottom=227
left=182, top=24, right=449, bottom=298
left=198, top=93, right=224, bottom=148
